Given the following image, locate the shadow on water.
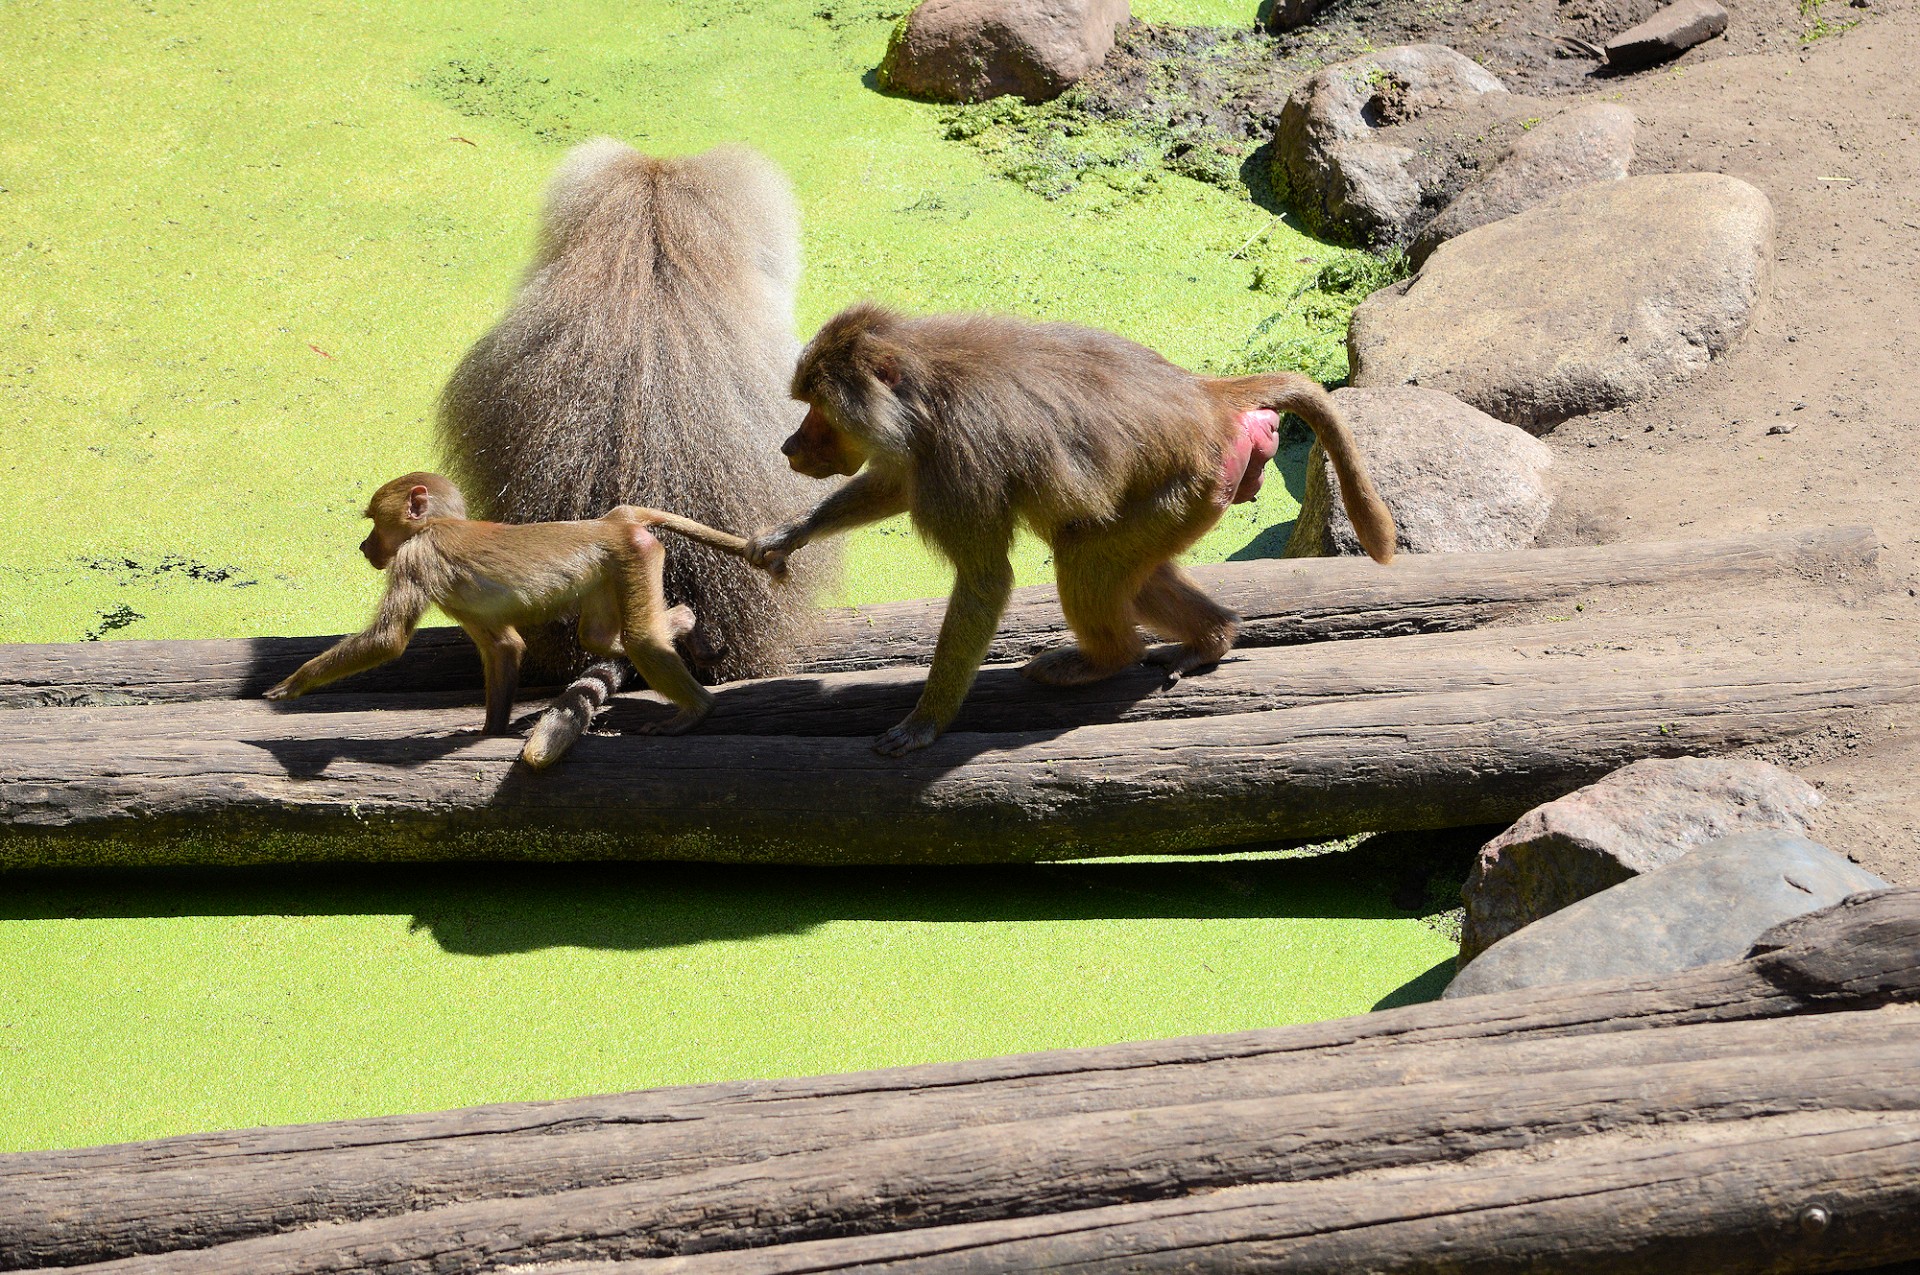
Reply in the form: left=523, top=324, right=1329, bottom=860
left=0, top=829, right=1488, bottom=987
left=1226, top=429, right=1313, bottom=562
left=1239, top=141, right=1293, bottom=220
left=1371, top=957, right=1456, bottom=1011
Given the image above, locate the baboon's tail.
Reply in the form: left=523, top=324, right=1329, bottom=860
left=521, top=662, right=625, bottom=770
left=1216, top=373, right=1397, bottom=565
left=612, top=507, right=752, bottom=558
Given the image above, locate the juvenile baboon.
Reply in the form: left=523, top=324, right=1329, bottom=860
left=266, top=473, right=755, bottom=764
left=748, top=304, right=1396, bottom=755
left=438, top=139, right=834, bottom=741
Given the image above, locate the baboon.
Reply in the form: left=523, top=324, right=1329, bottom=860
left=748, top=304, right=1396, bottom=756
left=438, top=139, right=834, bottom=749
left=266, top=473, right=754, bottom=763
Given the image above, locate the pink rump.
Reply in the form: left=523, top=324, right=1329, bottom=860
left=1216, top=409, right=1281, bottom=507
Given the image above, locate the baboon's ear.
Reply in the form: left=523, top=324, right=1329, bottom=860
left=865, top=338, right=904, bottom=389
left=407, top=485, right=433, bottom=520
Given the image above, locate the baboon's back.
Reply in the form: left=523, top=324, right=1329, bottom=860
left=440, top=140, right=831, bottom=682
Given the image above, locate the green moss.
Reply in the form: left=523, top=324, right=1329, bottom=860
left=1215, top=247, right=1413, bottom=385
left=0, top=0, right=1443, bottom=1153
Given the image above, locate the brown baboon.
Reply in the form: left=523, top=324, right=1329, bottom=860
left=748, top=304, right=1396, bottom=756
left=438, top=139, right=834, bottom=749
left=266, top=473, right=755, bottom=764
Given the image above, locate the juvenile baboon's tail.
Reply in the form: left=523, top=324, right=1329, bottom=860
left=610, top=506, right=753, bottom=557
left=1216, top=373, right=1397, bottom=565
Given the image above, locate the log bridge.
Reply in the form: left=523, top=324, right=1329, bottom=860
left=2, top=888, right=1917, bottom=1273
left=0, top=525, right=1911, bottom=868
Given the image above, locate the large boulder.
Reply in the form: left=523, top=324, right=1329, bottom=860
left=1271, top=44, right=1509, bottom=248
left=878, top=0, right=1130, bottom=104
left=1459, top=756, right=1823, bottom=963
left=1283, top=385, right=1554, bottom=558
left=1444, top=831, right=1887, bottom=998
left=1349, top=172, right=1774, bottom=432
left=1409, top=104, right=1637, bottom=268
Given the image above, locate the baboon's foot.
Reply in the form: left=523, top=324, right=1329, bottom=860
left=636, top=706, right=709, bottom=737
left=1144, top=640, right=1230, bottom=682
left=1020, top=645, right=1130, bottom=687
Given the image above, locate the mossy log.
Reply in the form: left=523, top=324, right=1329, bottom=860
left=0, top=525, right=1875, bottom=707
left=3, top=889, right=1915, bottom=1273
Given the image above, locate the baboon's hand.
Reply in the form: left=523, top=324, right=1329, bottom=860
left=745, top=527, right=798, bottom=580
left=263, top=673, right=308, bottom=702
left=874, top=713, right=941, bottom=757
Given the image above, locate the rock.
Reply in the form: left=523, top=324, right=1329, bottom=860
left=1272, top=44, right=1509, bottom=248
left=1283, top=386, right=1554, bottom=558
left=1605, top=0, right=1730, bottom=72
left=1444, top=830, right=1887, bottom=998
left=1409, top=104, right=1636, bottom=268
left=1263, top=0, right=1330, bottom=34
left=1349, top=172, right=1774, bottom=433
left=1459, top=756, right=1823, bottom=963
left=878, top=0, right=1131, bottom=105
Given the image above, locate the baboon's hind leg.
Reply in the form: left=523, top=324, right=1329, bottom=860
left=1020, top=534, right=1151, bottom=687
left=1134, top=561, right=1238, bottom=681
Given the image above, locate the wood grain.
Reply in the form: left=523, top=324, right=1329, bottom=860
left=3, top=623, right=1914, bottom=867
left=0, top=527, right=1875, bottom=707
left=2, top=890, right=1913, bottom=1273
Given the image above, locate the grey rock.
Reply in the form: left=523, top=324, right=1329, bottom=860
left=1444, top=830, right=1886, bottom=998
left=1272, top=44, right=1509, bottom=248
left=1350, top=172, right=1774, bottom=433
left=1409, top=104, right=1636, bottom=268
left=1264, top=0, right=1330, bottom=34
left=878, top=0, right=1131, bottom=105
left=1283, top=385, right=1554, bottom=558
left=1459, top=756, right=1823, bottom=963
left=1606, top=0, right=1730, bottom=72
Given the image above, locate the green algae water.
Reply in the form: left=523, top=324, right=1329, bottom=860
left=0, top=0, right=1452, bottom=1151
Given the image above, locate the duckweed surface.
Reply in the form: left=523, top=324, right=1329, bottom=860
left=0, top=0, right=1450, bottom=1151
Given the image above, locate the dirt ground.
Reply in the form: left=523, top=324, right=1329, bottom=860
left=1092, top=0, right=1920, bottom=883
left=1516, top=0, right=1920, bottom=883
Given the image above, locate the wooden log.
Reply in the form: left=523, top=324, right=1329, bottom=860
left=0, top=616, right=1788, bottom=741
left=552, top=1115, right=1920, bottom=1274
left=2, top=890, right=1914, bottom=1273
left=3, top=623, right=1914, bottom=867
left=0, top=526, right=1875, bottom=707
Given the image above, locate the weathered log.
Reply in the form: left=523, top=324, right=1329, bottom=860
left=0, top=615, right=1788, bottom=741
left=3, top=619, right=1915, bottom=867
left=555, top=1116, right=1920, bottom=1274
left=2, top=890, right=1914, bottom=1273
left=0, top=526, right=1875, bottom=706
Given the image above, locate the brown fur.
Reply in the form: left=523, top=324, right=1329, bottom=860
left=748, top=304, right=1396, bottom=755
left=437, top=139, right=834, bottom=685
left=265, top=473, right=746, bottom=767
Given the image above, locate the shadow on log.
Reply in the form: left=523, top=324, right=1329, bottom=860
left=3, top=889, right=1915, bottom=1273
left=3, top=624, right=1915, bottom=867
left=0, top=526, right=1904, bottom=867
left=0, top=526, right=1876, bottom=706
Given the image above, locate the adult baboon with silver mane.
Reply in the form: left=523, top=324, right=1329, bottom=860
left=440, top=139, right=833, bottom=760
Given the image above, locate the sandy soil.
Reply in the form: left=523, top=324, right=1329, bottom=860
left=1510, top=0, right=1920, bottom=881
left=1137, top=0, right=1920, bottom=881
